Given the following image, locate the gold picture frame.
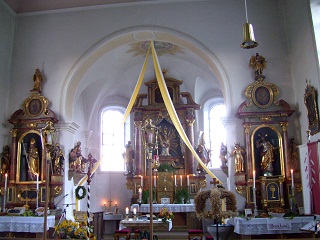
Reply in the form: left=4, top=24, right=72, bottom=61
left=304, top=82, right=320, bottom=135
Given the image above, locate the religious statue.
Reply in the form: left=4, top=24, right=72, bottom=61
left=159, top=126, right=172, bottom=156
left=27, top=138, right=39, bottom=181
left=0, top=145, right=10, bottom=175
left=32, top=68, right=43, bottom=92
left=123, top=141, right=135, bottom=175
left=256, top=134, right=277, bottom=176
left=249, top=53, right=266, bottom=77
left=231, top=142, right=245, bottom=173
left=196, top=132, right=211, bottom=173
left=52, top=143, right=65, bottom=175
left=69, top=141, right=84, bottom=172
left=219, top=142, right=228, bottom=167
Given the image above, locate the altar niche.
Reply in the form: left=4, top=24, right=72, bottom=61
left=252, top=126, right=284, bottom=178
left=17, top=131, right=44, bottom=183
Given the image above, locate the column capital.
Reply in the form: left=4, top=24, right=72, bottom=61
left=55, top=121, right=80, bottom=134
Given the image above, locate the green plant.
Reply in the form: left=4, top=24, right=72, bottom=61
left=175, top=187, right=189, bottom=203
left=157, top=163, right=175, bottom=172
left=142, top=189, right=156, bottom=204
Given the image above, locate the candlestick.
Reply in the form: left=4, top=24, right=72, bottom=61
left=187, top=175, right=190, bottom=186
left=125, top=207, right=129, bottom=214
left=180, top=175, right=182, bottom=187
left=291, top=169, right=294, bottom=189
left=253, top=170, right=256, bottom=189
left=133, top=207, right=137, bottom=215
left=141, top=176, right=143, bottom=187
left=174, top=175, right=176, bottom=186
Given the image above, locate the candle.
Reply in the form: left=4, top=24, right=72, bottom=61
left=187, top=175, right=190, bottom=186
left=133, top=207, right=137, bottom=215
left=4, top=173, right=7, bottom=191
left=174, top=175, right=176, bottom=186
left=140, top=176, right=143, bottom=187
left=138, top=187, right=142, bottom=200
left=125, top=207, right=129, bottom=214
left=253, top=170, right=256, bottom=189
left=180, top=175, right=182, bottom=186
left=36, top=173, right=39, bottom=191
left=115, top=201, right=117, bottom=207
left=104, top=201, right=106, bottom=206
left=154, top=176, right=156, bottom=187
left=291, top=169, right=294, bottom=188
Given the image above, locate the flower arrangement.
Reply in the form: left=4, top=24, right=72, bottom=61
left=159, top=207, right=174, bottom=224
left=54, top=219, right=94, bottom=239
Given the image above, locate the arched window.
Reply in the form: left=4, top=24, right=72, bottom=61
left=101, top=107, right=129, bottom=171
left=204, top=102, right=226, bottom=168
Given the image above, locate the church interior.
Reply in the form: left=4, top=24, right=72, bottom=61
left=1, top=0, right=320, bottom=239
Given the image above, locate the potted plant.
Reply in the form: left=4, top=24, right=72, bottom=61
left=175, top=187, right=189, bottom=204
left=142, top=189, right=156, bottom=204
left=157, top=163, right=175, bottom=172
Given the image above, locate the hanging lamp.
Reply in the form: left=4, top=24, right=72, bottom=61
left=240, top=0, right=258, bottom=49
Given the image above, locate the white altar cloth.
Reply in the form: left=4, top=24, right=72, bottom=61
left=230, top=216, right=314, bottom=235
left=0, top=215, right=55, bottom=233
left=130, top=204, right=194, bottom=213
left=120, top=219, right=172, bottom=231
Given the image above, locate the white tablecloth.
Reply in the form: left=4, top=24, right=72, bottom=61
left=0, top=215, right=55, bottom=233
left=230, top=216, right=314, bottom=235
left=130, top=204, right=194, bottom=213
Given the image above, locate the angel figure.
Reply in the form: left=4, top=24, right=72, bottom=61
left=249, top=53, right=266, bottom=77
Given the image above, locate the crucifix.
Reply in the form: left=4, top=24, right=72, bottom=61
left=210, top=178, right=218, bottom=186
left=108, top=198, right=113, bottom=212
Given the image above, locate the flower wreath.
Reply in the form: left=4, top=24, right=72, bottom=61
left=75, top=186, right=87, bottom=200
left=194, top=186, right=237, bottom=219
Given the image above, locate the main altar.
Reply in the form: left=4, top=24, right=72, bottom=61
left=123, top=71, right=210, bottom=230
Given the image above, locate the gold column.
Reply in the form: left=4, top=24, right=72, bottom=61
left=244, top=124, right=252, bottom=178
left=186, top=118, right=195, bottom=175
left=280, top=122, right=290, bottom=177
left=134, top=121, right=143, bottom=176
left=10, top=129, right=18, bottom=182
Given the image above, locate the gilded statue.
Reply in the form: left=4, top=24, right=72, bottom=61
left=256, top=134, right=277, bottom=176
left=52, top=143, right=65, bottom=175
left=27, top=138, right=39, bottom=181
left=219, top=142, right=228, bottom=167
left=32, top=68, right=43, bottom=92
left=231, top=142, right=245, bottom=173
left=196, top=132, right=211, bottom=173
left=69, top=141, right=84, bottom=172
left=0, top=145, right=10, bottom=175
left=124, top=141, right=135, bottom=175
left=249, top=53, right=266, bottom=77
left=159, top=126, right=173, bottom=156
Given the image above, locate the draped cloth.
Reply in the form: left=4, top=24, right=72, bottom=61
left=121, top=40, right=220, bottom=182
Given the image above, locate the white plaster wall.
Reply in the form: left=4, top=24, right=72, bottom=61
left=1, top=0, right=317, bottom=213
left=0, top=2, right=15, bottom=147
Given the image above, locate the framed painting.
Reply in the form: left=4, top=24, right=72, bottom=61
left=304, top=82, right=320, bottom=135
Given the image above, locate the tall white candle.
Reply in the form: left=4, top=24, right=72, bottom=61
left=291, top=169, right=294, bottom=188
left=253, top=170, right=256, bottom=189
left=187, top=175, right=190, bottom=186
left=36, top=173, right=39, bottom=191
left=133, top=207, right=137, bottom=215
left=138, top=187, right=142, bottom=200
left=174, top=175, right=176, bottom=186
left=4, top=173, right=7, bottom=191
left=154, top=176, right=156, bottom=187
left=125, top=207, right=129, bottom=214
left=180, top=175, right=182, bottom=186
left=140, top=176, right=143, bottom=187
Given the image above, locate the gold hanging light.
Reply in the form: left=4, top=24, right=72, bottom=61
left=241, top=0, right=258, bottom=49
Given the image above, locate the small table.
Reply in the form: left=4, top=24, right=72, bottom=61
left=103, top=213, right=123, bottom=234
left=120, top=218, right=172, bottom=231
left=230, top=216, right=314, bottom=235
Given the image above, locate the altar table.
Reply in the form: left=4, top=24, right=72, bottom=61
left=130, top=203, right=194, bottom=213
left=120, top=219, right=172, bottom=231
left=0, top=215, right=55, bottom=233
left=230, top=216, right=314, bottom=235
